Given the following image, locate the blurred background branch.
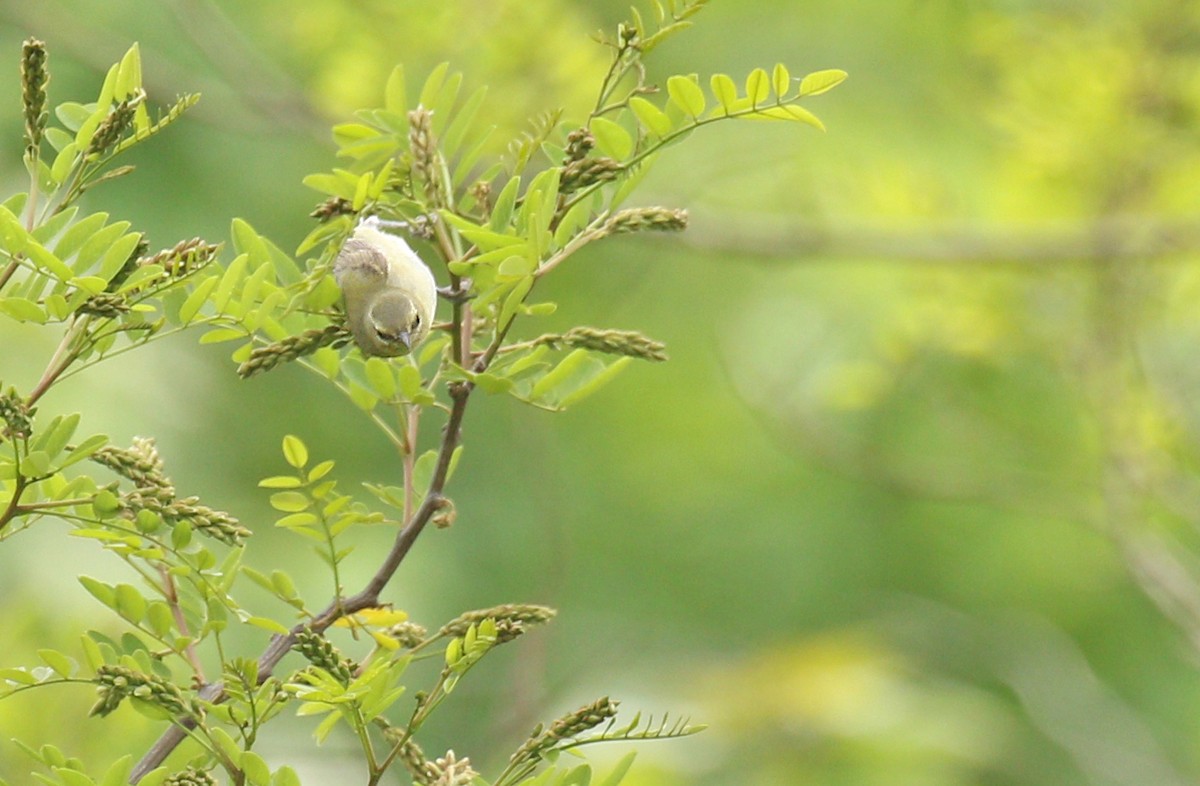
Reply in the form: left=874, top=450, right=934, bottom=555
left=677, top=212, right=1200, bottom=264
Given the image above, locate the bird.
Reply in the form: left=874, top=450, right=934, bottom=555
left=333, top=217, right=438, bottom=357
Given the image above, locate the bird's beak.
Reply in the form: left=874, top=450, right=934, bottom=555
left=396, top=331, right=412, bottom=352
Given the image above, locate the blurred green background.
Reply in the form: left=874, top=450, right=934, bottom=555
left=3, top=0, right=1200, bottom=784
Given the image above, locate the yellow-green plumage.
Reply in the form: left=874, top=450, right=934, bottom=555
left=333, top=221, right=438, bottom=357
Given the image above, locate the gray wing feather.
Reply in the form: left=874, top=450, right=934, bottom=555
left=333, top=239, right=389, bottom=287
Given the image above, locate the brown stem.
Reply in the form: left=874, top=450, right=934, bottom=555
left=0, top=475, right=29, bottom=533
left=403, top=406, right=419, bottom=527
left=0, top=260, right=19, bottom=293
left=27, top=316, right=89, bottom=407
left=159, top=565, right=207, bottom=683
left=431, top=217, right=468, bottom=367
left=129, top=383, right=473, bottom=782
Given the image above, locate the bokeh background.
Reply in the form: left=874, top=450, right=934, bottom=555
left=3, top=0, right=1200, bottom=784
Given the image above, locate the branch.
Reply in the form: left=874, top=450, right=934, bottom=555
left=0, top=475, right=29, bottom=533
left=130, top=383, right=473, bottom=782
left=670, top=211, right=1200, bottom=264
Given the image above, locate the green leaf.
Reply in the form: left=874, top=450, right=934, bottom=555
left=114, top=43, right=143, bottom=99
left=51, top=768, right=94, bottom=786
left=231, top=218, right=271, bottom=261
left=443, top=85, right=488, bottom=157
left=282, top=435, right=309, bottom=468
left=453, top=126, right=498, bottom=187
left=302, top=171, right=355, bottom=199
left=21, top=450, right=51, bottom=477
left=312, top=708, right=343, bottom=743
left=51, top=142, right=80, bottom=184
left=275, top=511, right=318, bottom=529
left=37, top=649, right=75, bottom=678
left=51, top=211, right=107, bottom=262
left=0, top=668, right=36, bottom=685
left=473, top=372, right=515, bottom=394
left=709, top=73, right=738, bottom=112
left=745, top=104, right=825, bottom=130
left=772, top=63, right=791, bottom=97
left=212, top=253, right=249, bottom=313
left=308, top=460, right=335, bottom=482
left=37, top=412, right=80, bottom=461
left=666, top=75, right=706, bottom=117
left=499, top=275, right=535, bottom=330
left=530, top=349, right=591, bottom=400
left=170, top=521, right=192, bottom=548
left=199, top=327, right=246, bottom=345
left=595, top=752, right=637, bottom=786
left=58, top=434, right=108, bottom=469
left=589, top=117, right=633, bottom=160
left=397, top=364, right=424, bottom=400
left=428, top=71, right=463, bottom=135
left=488, top=175, right=521, bottom=232
left=0, top=206, right=32, bottom=255
left=209, top=727, right=242, bottom=764
left=96, top=232, right=143, bottom=284
left=0, top=297, right=47, bottom=323
left=384, top=64, right=407, bottom=113
left=259, top=475, right=303, bottom=489
left=241, top=567, right=275, bottom=594
left=80, top=634, right=105, bottom=671
left=146, top=602, right=174, bottom=637
left=351, top=172, right=371, bottom=211
left=629, top=97, right=672, bottom=138
left=348, top=381, right=379, bottom=412
left=418, top=62, right=451, bottom=110
left=798, top=68, right=848, bottom=96
left=177, top=274, right=218, bottom=324
left=270, top=492, right=310, bottom=513
left=241, top=751, right=272, bottom=786
left=270, top=570, right=297, bottom=599
left=44, top=293, right=71, bottom=320
left=114, top=583, right=147, bottom=623
left=98, top=756, right=134, bottom=786
left=561, top=764, right=593, bottom=786
left=271, top=766, right=302, bottom=786
left=498, top=255, right=536, bottom=279
left=528, top=351, right=633, bottom=410
left=69, top=275, right=108, bottom=295
left=559, top=357, right=632, bottom=409
left=133, top=768, right=169, bottom=786
left=27, top=242, right=75, bottom=283
left=745, top=67, right=770, bottom=105
left=364, top=357, right=397, bottom=399
left=74, top=222, right=131, bottom=276
left=92, top=490, right=121, bottom=516
left=442, top=212, right=525, bottom=251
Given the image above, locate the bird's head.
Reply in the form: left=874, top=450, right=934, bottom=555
left=361, top=290, right=426, bottom=357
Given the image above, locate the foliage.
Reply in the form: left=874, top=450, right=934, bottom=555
left=0, top=3, right=841, bottom=785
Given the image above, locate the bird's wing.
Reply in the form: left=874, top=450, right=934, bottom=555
left=333, top=239, right=389, bottom=289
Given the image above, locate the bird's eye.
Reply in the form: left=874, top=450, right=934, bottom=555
left=412, top=315, right=421, bottom=329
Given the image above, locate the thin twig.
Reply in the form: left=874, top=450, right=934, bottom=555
left=0, top=475, right=29, bottom=533
left=159, top=565, right=207, bottom=683
left=0, top=259, right=19, bottom=292
left=403, top=406, right=419, bottom=527
left=27, top=316, right=90, bottom=407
